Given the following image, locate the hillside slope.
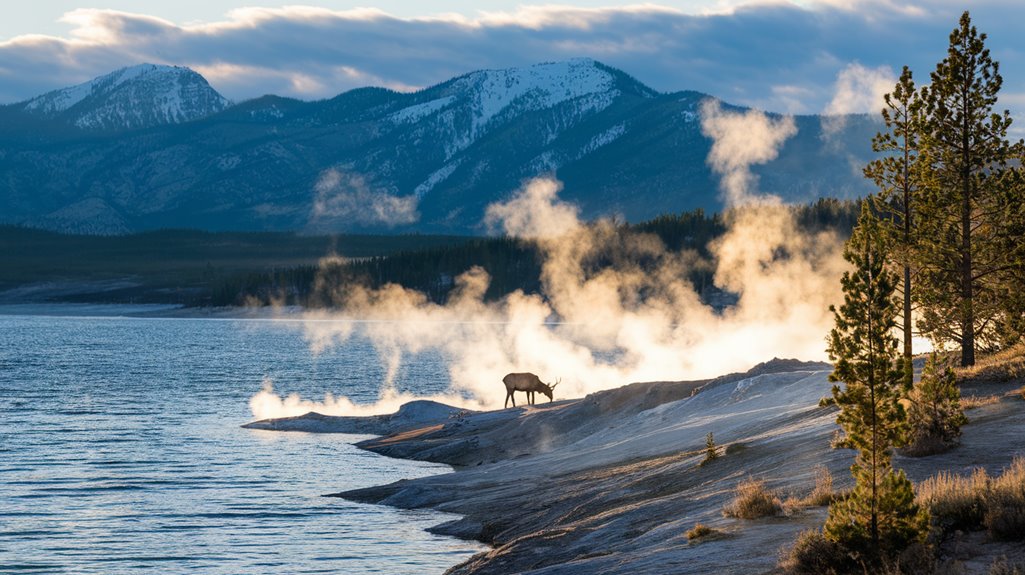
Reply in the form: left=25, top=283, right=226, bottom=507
left=248, top=361, right=1025, bottom=574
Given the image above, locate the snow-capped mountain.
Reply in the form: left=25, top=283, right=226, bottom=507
left=18, top=64, right=229, bottom=130
left=0, top=59, right=876, bottom=234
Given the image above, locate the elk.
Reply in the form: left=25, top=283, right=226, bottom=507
left=502, top=372, right=560, bottom=408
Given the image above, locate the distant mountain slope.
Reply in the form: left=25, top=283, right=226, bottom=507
left=0, top=59, right=877, bottom=234
left=14, top=64, right=230, bottom=130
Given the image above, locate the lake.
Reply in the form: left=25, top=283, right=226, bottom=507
left=0, top=307, right=485, bottom=574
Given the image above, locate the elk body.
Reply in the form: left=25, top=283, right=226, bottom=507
left=502, top=372, right=560, bottom=408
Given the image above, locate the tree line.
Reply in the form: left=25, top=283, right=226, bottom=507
left=213, top=199, right=860, bottom=308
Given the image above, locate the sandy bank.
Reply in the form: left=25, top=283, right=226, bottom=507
left=247, top=359, right=1025, bottom=574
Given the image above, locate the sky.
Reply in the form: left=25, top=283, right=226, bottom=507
left=2, top=1, right=1025, bottom=118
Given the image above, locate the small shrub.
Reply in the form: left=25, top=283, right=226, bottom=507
left=685, top=523, right=720, bottom=541
left=984, top=458, right=1025, bottom=540
left=888, top=542, right=938, bottom=575
left=724, top=478, right=782, bottom=519
left=724, top=442, right=747, bottom=455
left=779, top=529, right=854, bottom=574
left=990, top=557, right=1025, bottom=575
left=916, top=468, right=989, bottom=532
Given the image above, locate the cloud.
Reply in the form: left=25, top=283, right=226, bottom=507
left=1, top=2, right=1024, bottom=117
left=309, top=169, right=418, bottom=230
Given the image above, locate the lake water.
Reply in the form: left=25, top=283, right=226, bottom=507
left=0, top=307, right=485, bottom=574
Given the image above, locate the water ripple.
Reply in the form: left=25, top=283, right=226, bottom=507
left=0, top=312, right=483, bottom=574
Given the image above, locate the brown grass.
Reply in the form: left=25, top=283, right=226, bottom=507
left=723, top=478, right=782, bottom=519
left=956, top=343, right=1025, bottom=384
left=806, top=466, right=836, bottom=506
left=961, top=394, right=1001, bottom=409
left=984, top=458, right=1025, bottom=540
left=917, top=467, right=990, bottom=532
left=916, top=457, right=1025, bottom=540
left=685, top=523, right=721, bottom=541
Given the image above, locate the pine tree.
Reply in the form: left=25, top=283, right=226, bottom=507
left=905, top=354, right=968, bottom=455
left=702, top=432, right=719, bottom=465
left=824, top=204, right=927, bottom=559
left=864, top=66, right=923, bottom=386
left=916, top=11, right=1021, bottom=366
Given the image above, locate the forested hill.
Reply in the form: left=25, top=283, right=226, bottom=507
left=213, top=199, right=860, bottom=308
left=0, top=200, right=859, bottom=307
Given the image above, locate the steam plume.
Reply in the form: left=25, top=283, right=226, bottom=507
left=250, top=102, right=846, bottom=420
left=309, top=168, right=419, bottom=230
left=821, top=62, right=895, bottom=139
left=699, top=99, right=796, bottom=206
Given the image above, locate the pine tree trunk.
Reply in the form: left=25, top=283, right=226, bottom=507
left=903, top=170, right=914, bottom=379
left=961, top=161, right=975, bottom=367
left=904, top=264, right=913, bottom=374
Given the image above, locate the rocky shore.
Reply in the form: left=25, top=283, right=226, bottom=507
left=244, top=359, right=1025, bottom=574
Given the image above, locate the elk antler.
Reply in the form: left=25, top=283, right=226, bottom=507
left=551, top=378, right=561, bottom=390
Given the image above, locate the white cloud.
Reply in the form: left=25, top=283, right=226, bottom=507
left=0, top=2, right=1023, bottom=118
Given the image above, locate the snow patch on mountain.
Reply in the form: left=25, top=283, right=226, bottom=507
left=21, top=64, right=229, bottom=130
left=414, top=159, right=463, bottom=198
left=452, top=59, right=619, bottom=138
left=528, top=150, right=561, bottom=174
left=581, top=122, right=626, bottom=155
left=389, top=96, right=456, bottom=124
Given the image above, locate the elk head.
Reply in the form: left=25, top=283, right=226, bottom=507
left=544, top=378, right=561, bottom=402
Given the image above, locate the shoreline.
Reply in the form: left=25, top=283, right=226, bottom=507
left=0, top=302, right=304, bottom=319
left=248, top=359, right=1025, bottom=574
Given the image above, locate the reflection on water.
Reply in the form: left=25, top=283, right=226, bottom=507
left=0, top=311, right=483, bottom=574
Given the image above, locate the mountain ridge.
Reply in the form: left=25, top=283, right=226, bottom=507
left=0, top=59, right=878, bottom=234
left=13, top=64, right=230, bottom=131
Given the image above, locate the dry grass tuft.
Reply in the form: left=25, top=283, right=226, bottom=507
left=723, top=478, right=782, bottom=519
left=685, top=523, right=721, bottom=541
left=782, top=466, right=841, bottom=514
left=803, top=465, right=837, bottom=507
left=917, top=457, right=1025, bottom=540
left=961, top=394, right=1001, bottom=409
left=917, top=467, right=990, bottom=532
left=984, top=458, right=1025, bottom=540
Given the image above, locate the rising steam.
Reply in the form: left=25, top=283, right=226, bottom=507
left=310, top=168, right=419, bottom=229
left=250, top=100, right=846, bottom=420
